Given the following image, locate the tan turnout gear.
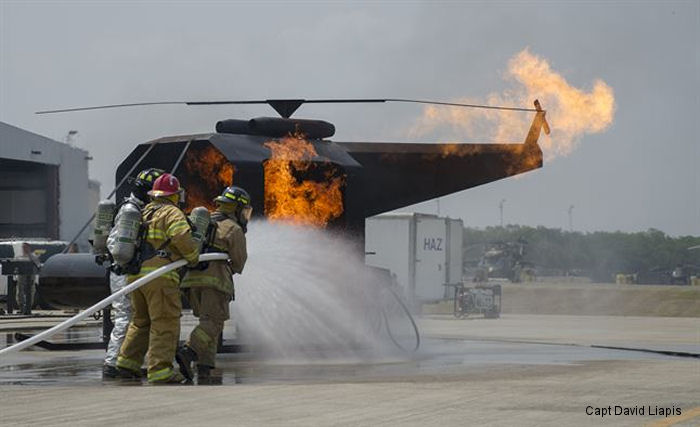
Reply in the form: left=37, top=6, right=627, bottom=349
left=181, top=212, right=247, bottom=367
left=186, top=287, right=230, bottom=367
left=117, top=199, right=200, bottom=383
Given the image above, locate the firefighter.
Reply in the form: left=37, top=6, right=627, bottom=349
left=102, top=168, right=164, bottom=379
left=176, top=186, right=250, bottom=383
left=17, top=243, right=39, bottom=315
left=116, top=173, right=200, bottom=384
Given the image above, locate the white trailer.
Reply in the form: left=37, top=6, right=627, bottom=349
left=365, top=213, right=463, bottom=303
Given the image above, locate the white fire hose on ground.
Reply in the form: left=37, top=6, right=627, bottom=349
left=0, top=252, right=229, bottom=357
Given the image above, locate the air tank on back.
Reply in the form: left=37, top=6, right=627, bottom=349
left=91, top=200, right=115, bottom=255
left=189, top=206, right=211, bottom=252
left=109, top=201, right=142, bottom=265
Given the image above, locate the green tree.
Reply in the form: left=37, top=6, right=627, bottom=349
left=463, top=226, right=700, bottom=282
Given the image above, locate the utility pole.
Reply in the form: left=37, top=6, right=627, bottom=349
left=499, top=199, right=506, bottom=227
left=568, top=205, right=574, bottom=232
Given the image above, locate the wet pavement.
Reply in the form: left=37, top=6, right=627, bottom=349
left=1, top=315, right=698, bottom=426
left=0, top=325, right=682, bottom=386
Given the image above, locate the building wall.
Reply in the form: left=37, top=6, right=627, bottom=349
left=57, top=146, right=91, bottom=249
left=0, top=122, right=95, bottom=250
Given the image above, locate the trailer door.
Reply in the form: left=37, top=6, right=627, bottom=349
left=365, top=216, right=411, bottom=295
left=414, top=217, right=446, bottom=300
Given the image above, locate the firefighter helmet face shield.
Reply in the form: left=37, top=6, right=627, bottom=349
left=241, top=206, right=253, bottom=223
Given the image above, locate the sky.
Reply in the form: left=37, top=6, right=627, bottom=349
left=0, top=1, right=698, bottom=236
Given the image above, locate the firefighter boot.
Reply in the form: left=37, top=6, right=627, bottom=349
left=149, top=370, right=189, bottom=385
left=115, top=366, right=144, bottom=381
left=196, top=365, right=213, bottom=385
left=102, top=364, right=119, bottom=379
left=175, top=345, right=197, bottom=381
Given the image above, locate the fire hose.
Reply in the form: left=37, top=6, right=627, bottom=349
left=380, top=286, right=421, bottom=353
left=0, top=253, right=228, bottom=357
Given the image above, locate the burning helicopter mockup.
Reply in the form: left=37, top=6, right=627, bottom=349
left=36, top=98, right=549, bottom=310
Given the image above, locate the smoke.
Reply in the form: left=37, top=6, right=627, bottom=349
left=411, top=49, right=616, bottom=161
left=232, top=221, right=416, bottom=362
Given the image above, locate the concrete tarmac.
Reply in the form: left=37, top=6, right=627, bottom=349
left=0, top=314, right=698, bottom=426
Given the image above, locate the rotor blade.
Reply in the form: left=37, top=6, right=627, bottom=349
left=185, top=100, right=269, bottom=105
left=185, top=99, right=387, bottom=105
left=36, top=101, right=187, bottom=114
left=36, top=98, right=541, bottom=115
left=36, top=100, right=279, bottom=114
left=187, top=99, right=388, bottom=118
left=271, top=98, right=539, bottom=112
left=296, top=99, right=387, bottom=105
left=386, top=98, right=539, bottom=112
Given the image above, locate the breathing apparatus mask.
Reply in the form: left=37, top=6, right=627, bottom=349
left=240, top=205, right=253, bottom=223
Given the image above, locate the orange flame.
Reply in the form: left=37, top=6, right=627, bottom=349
left=264, top=134, right=345, bottom=227
left=411, top=49, right=616, bottom=161
left=183, top=145, right=235, bottom=211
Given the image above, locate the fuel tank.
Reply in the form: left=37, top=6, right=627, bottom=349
left=39, top=254, right=109, bottom=309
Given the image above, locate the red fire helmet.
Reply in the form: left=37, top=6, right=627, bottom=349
left=148, top=173, right=181, bottom=197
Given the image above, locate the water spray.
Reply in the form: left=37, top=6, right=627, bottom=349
left=234, top=222, right=420, bottom=359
